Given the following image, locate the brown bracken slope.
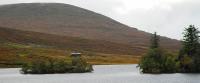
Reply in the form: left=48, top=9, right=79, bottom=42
left=0, top=27, right=144, bottom=55
left=0, top=27, right=141, bottom=66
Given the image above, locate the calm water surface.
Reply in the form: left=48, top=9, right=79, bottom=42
left=0, top=64, right=199, bottom=83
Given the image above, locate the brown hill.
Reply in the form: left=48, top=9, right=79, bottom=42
left=0, top=27, right=140, bottom=65
left=0, top=27, right=144, bottom=55
left=0, top=3, right=180, bottom=54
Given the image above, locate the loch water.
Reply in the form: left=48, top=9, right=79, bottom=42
left=0, top=65, right=199, bottom=83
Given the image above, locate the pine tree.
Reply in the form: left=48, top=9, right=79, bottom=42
left=179, top=25, right=200, bottom=72
left=182, top=25, right=199, bottom=57
left=150, top=32, right=159, bottom=49
left=139, top=32, right=163, bottom=73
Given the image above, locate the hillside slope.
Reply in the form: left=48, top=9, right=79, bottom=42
left=0, top=3, right=180, bottom=53
left=0, top=27, right=140, bottom=66
left=0, top=27, right=143, bottom=55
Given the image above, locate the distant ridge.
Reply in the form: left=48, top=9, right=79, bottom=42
left=0, top=3, right=181, bottom=55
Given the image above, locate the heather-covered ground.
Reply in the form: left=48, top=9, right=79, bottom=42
left=0, top=42, right=140, bottom=68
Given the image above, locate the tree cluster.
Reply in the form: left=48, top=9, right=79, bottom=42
left=139, top=25, right=200, bottom=73
left=21, top=55, right=93, bottom=74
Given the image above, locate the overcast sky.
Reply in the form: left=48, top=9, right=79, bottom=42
left=0, top=0, right=200, bottom=40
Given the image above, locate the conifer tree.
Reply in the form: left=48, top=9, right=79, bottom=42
left=139, top=32, right=163, bottom=73
left=182, top=25, right=199, bottom=57
left=150, top=32, right=159, bottom=49
left=179, top=25, right=200, bottom=72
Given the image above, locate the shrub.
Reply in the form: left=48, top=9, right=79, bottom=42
left=71, top=57, right=93, bottom=73
left=162, top=53, right=179, bottom=73
left=179, top=55, right=195, bottom=72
